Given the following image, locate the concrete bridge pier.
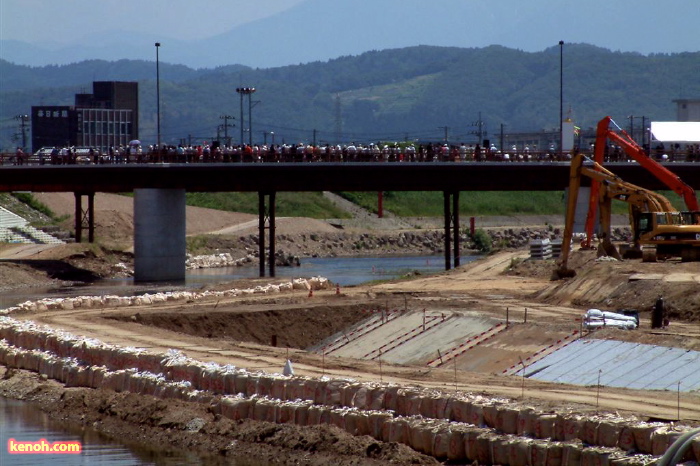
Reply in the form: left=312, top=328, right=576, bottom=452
left=134, top=188, right=186, bottom=282
left=443, top=191, right=460, bottom=270
left=258, top=191, right=276, bottom=277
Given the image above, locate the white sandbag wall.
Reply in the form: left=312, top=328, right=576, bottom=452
left=0, top=277, right=331, bottom=316
left=0, top=313, right=691, bottom=463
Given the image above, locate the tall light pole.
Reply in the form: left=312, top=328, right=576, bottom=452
left=236, top=87, right=256, bottom=147
left=155, top=42, right=161, bottom=148
left=559, top=40, right=564, bottom=158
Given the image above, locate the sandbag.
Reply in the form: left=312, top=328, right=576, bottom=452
left=271, top=377, right=287, bottom=400
left=351, top=386, right=370, bottom=409
left=385, top=418, right=409, bottom=444
left=508, top=438, right=532, bottom=466
left=490, top=436, right=510, bottom=466
left=630, top=424, right=658, bottom=454
left=474, top=432, right=494, bottom=465
left=497, top=406, right=519, bottom=434
left=369, top=412, right=392, bottom=440
left=256, top=375, right=273, bottom=397
left=383, top=385, right=401, bottom=412
left=546, top=443, right=564, bottom=466
left=598, top=421, right=623, bottom=448
left=651, top=427, right=684, bottom=456
left=322, top=380, right=344, bottom=406
left=293, top=403, right=309, bottom=426
left=446, top=425, right=467, bottom=461
left=329, top=408, right=346, bottom=430
left=431, top=424, right=451, bottom=459
left=582, top=419, right=599, bottom=445
left=245, top=374, right=260, bottom=397
left=530, top=441, right=549, bottom=466
left=517, top=407, right=537, bottom=437
left=342, top=383, right=361, bottom=407
left=482, top=402, right=499, bottom=427
left=561, top=443, right=582, bottom=466
left=563, top=416, right=584, bottom=442
left=535, top=414, right=558, bottom=439
left=468, top=402, right=485, bottom=427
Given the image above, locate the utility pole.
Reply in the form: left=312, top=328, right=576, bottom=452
left=438, top=126, right=450, bottom=143
left=470, top=112, right=485, bottom=145
left=155, top=42, right=161, bottom=148
left=15, top=115, right=29, bottom=150
left=500, top=123, right=505, bottom=154
left=220, top=115, right=234, bottom=146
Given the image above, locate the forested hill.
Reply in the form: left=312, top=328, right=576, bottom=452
left=1, top=44, right=698, bottom=150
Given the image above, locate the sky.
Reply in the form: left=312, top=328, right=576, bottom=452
left=0, top=0, right=306, bottom=44
left=1, top=0, right=699, bottom=69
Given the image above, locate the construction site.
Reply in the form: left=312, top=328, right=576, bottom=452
left=0, top=118, right=700, bottom=464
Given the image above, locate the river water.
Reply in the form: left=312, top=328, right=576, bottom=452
left=0, top=253, right=478, bottom=464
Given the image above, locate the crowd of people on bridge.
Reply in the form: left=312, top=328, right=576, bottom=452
left=8, top=141, right=700, bottom=165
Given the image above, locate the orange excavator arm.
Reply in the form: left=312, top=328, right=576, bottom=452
left=584, top=116, right=699, bottom=247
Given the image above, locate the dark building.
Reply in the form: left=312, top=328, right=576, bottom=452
left=31, top=81, right=138, bottom=153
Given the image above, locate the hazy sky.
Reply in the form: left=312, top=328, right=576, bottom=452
left=2, top=0, right=698, bottom=69
left=0, top=0, right=306, bottom=44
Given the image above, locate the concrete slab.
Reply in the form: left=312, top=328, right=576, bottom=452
left=629, top=273, right=664, bottom=281
left=327, top=310, right=498, bottom=365
left=663, top=273, right=698, bottom=283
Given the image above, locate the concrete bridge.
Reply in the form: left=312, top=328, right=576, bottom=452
left=2, top=162, right=700, bottom=281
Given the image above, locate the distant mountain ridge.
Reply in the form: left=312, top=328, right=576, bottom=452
left=1, top=44, right=698, bottom=151
left=1, top=0, right=698, bottom=69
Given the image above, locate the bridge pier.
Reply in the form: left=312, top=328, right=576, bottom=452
left=443, top=191, right=460, bottom=270
left=134, top=188, right=186, bottom=282
left=258, top=191, right=276, bottom=277
left=74, top=192, right=95, bottom=243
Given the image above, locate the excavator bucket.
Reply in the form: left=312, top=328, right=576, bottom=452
left=551, top=266, right=576, bottom=280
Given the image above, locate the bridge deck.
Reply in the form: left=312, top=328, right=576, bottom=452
left=0, top=162, right=698, bottom=193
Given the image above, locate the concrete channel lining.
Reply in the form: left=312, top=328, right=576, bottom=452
left=513, top=339, right=700, bottom=392
left=319, top=310, right=497, bottom=365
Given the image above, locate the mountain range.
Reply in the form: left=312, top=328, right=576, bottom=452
left=2, top=0, right=698, bottom=69
left=1, top=44, right=698, bottom=151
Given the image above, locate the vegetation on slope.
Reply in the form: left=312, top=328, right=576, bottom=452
left=338, top=190, right=688, bottom=217
left=185, top=192, right=350, bottom=219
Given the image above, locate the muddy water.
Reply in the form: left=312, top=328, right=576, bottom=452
left=0, top=398, right=210, bottom=465
left=186, top=253, right=463, bottom=286
left=0, top=253, right=469, bottom=310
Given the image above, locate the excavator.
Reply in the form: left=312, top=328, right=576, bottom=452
left=581, top=116, right=700, bottom=249
left=554, top=152, right=700, bottom=279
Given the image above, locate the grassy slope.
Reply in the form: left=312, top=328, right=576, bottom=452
left=338, top=191, right=688, bottom=217
left=185, top=192, right=351, bottom=219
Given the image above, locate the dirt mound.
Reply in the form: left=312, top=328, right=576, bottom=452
left=511, top=248, right=700, bottom=323
left=105, top=303, right=371, bottom=350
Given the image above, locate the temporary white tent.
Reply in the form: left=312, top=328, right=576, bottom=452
left=650, top=121, right=700, bottom=143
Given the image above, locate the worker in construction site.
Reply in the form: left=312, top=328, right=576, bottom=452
left=651, top=296, right=669, bottom=329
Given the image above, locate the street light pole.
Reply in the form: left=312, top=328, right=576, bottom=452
left=236, top=87, right=256, bottom=147
left=559, top=40, right=564, bottom=159
left=155, top=42, right=161, bottom=148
